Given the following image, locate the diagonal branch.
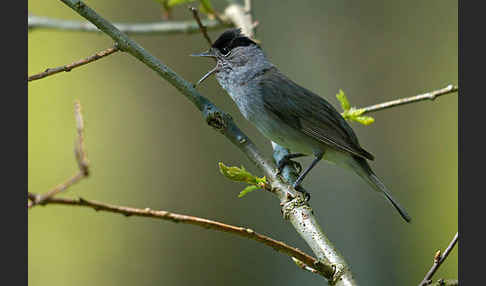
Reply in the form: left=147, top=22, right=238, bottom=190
left=272, top=144, right=356, bottom=285
left=361, top=84, right=458, bottom=114
left=54, top=0, right=358, bottom=283
left=52, top=0, right=339, bottom=279
left=28, top=45, right=119, bottom=82
left=28, top=14, right=231, bottom=35
left=37, top=1, right=456, bottom=285
left=28, top=193, right=332, bottom=277
left=28, top=100, right=90, bottom=208
left=58, top=0, right=296, bottom=200
left=418, top=232, right=459, bottom=286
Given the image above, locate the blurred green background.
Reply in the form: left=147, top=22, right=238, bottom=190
left=28, top=0, right=457, bottom=285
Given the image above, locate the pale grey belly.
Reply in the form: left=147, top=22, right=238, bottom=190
left=245, top=104, right=354, bottom=169
left=251, top=111, right=318, bottom=155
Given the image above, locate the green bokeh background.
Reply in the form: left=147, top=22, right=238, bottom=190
left=28, top=0, right=457, bottom=285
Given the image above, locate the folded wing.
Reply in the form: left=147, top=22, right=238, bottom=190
left=259, top=68, right=374, bottom=161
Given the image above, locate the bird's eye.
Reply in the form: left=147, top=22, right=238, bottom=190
left=221, top=47, right=230, bottom=55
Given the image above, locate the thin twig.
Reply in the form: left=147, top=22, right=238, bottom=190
left=58, top=0, right=296, bottom=201
left=74, top=100, right=89, bottom=175
left=28, top=193, right=332, bottom=277
left=418, top=233, right=459, bottom=286
left=361, top=84, right=458, bottom=114
left=429, top=279, right=458, bottom=286
left=28, top=173, right=85, bottom=208
left=40, top=0, right=332, bottom=279
left=28, top=45, right=119, bottom=82
left=28, top=101, right=90, bottom=208
left=292, top=257, right=320, bottom=274
left=28, top=14, right=231, bottom=35
left=190, top=6, right=213, bottom=46
left=46, top=1, right=457, bottom=285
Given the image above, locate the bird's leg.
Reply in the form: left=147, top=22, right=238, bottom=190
left=276, top=153, right=307, bottom=175
left=292, top=153, right=323, bottom=197
left=294, top=185, right=311, bottom=201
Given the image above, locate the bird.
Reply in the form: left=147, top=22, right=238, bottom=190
left=192, top=28, right=411, bottom=223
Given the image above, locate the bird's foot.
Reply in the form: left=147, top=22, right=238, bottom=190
left=276, top=153, right=306, bottom=175
left=293, top=184, right=311, bottom=202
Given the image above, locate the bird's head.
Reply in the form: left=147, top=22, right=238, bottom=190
left=192, top=28, right=263, bottom=86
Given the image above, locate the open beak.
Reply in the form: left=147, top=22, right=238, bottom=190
left=195, top=66, right=219, bottom=86
left=191, top=48, right=219, bottom=87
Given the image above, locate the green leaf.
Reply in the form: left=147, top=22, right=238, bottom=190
left=336, top=89, right=350, bottom=111
left=219, top=163, right=267, bottom=198
left=238, top=185, right=261, bottom=198
left=218, top=162, right=266, bottom=185
left=354, top=116, right=375, bottom=125
left=337, top=89, right=375, bottom=125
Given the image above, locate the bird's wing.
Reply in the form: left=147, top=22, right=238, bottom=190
left=259, top=68, right=374, bottom=160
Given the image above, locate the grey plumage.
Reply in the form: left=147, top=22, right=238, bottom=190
left=192, top=29, right=411, bottom=223
left=259, top=68, right=374, bottom=161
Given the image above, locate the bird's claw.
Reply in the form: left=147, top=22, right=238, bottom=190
left=277, top=158, right=303, bottom=175
left=294, top=185, right=311, bottom=202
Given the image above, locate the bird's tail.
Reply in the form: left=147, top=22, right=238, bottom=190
left=349, top=156, right=412, bottom=223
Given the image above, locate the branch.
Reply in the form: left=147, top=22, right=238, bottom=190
left=223, top=0, right=258, bottom=41
left=429, top=279, right=458, bottom=286
left=190, top=6, right=213, bottom=46
left=73, top=100, right=90, bottom=175
left=273, top=83, right=458, bottom=283
left=28, top=193, right=331, bottom=277
left=193, top=1, right=355, bottom=284
left=418, top=233, right=459, bottom=286
left=52, top=0, right=340, bottom=280
left=361, top=84, right=458, bottom=114
left=41, top=1, right=456, bottom=285
left=58, top=0, right=298, bottom=198
left=28, top=45, right=119, bottom=82
left=273, top=144, right=356, bottom=286
left=28, top=100, right=90, bottom=208
left=25, top=101, right=323, bottom=277
left=214, top=2, right=354, bottom=284
left=28, top=14, right=231, bottom=35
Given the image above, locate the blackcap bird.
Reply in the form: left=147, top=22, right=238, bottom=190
left=192, top=28, right=411, bottom=223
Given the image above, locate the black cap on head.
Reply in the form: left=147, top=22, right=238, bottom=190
left=212, top=28, right=258, bottom=54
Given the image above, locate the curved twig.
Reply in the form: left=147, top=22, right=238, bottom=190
left=28, top=45, right=119, bottom=82
left=28, top=100, right=90, bottom=208
left=52, top=0, right=336, bottom=279
left=418, top=233, right=459, bottom=286
left=30, top=1, right=457, bottom=285
left=361, top=84, right=458, bottom=114
left=28, top=193, right=331, bottom=277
